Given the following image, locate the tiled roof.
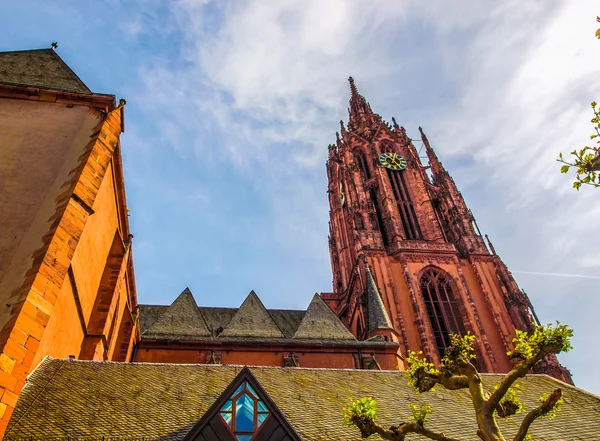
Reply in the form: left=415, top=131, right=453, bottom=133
left=365, top=266, right=393, bottom=332
left=143, top=289, right=211, bottom=339
left=0, top=49, right=91, bottom=93
left=6, top=358, right=600, bottom=440
left=219, top=291, right=285, bottom=339
left=139, top=290, right=353, bottom=343
left=293, top=295, right=356, bottom=340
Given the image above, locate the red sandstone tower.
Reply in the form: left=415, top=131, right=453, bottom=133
left=322, top=78, right=572, bottom=382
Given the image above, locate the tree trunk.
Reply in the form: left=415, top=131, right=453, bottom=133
left=476, top=412, right=506, bottom=441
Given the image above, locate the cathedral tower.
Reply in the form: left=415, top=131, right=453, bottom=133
left=322, top=78, right=571, bottom=382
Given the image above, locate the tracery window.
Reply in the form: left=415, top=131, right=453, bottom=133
left=386, top=168, right=422, bottom=240
left=356, top=152, right=372, bottom=179
left=220, top=381, right=270, bottom=441
left=420, top=268, right=466, bottom=357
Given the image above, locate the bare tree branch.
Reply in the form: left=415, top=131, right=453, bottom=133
left=358, top=420, right=463, bottom=441
left=513, top=389, right=562, bottom=441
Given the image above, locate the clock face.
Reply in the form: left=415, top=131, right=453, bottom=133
left=379, top=152, right=407, bottom=171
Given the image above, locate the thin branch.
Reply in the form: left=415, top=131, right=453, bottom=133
left=362, top=421, right=462, bottom=441
left=485, top=351, right=544, bottom=412
left=513, top=389, right=562, bottom=441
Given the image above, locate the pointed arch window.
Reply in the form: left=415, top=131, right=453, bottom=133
left=420, top=269, right=466, bottom=356
left=219, top=381, right=270, bottom=441
left=355, top=151, right=372, bottom=180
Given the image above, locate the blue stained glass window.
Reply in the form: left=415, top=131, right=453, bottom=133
left=219, top=381, right=270, bottom=439
left=233, top=383, right=245, bottom=396
left=246, top=383, right=258, bottom=398
left=220, top=412, right=232, bottom=427
left=257, top=413, right=268, bottom=427
left=235, top=393, right=255, bottom=431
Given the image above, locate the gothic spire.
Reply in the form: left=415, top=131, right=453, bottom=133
left=365, top=265, right=393, bottom=332
left=347, top=77, right=376, bottom=130
left=419, top=126, right=445, bottom=176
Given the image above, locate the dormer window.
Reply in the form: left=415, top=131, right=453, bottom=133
left=219, top=381, right=270, bottom=440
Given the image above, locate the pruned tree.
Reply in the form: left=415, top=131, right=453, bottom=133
left=344, top=323, right=573, bottom=441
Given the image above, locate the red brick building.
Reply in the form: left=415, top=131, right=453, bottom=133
left=322, top=78, right=571, bottom=382
left=0, top=48, right=137, bottom=433
left=0, top=49, right=577, bottom=440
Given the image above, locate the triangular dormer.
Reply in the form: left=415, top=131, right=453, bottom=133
left=143, top=288, right=211, bottom=339
left=184, top=367, right=301, bottom=441
left=220, top=291, right=284, bottom=339
left=293, top=294, right=356, bottom=340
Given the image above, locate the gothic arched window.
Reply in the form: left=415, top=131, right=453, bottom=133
left=355, top=151, right=372, bottom=179
left=420, top=268, right=466, bottom=357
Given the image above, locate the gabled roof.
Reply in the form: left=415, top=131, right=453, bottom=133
left=219, top=291, right=285, bottom=339
left=143, top=288, right=211, bottom=339
left=365, top=265, right=393, bottom=332
left=139, top=305, right=307, bottom=340
left=293, top=294, right=356, bottom=340
left=6, top=358, right=600, bottom=440
left=184, top=367, right=301, bottom=441
left=0, top=48, right=91, bottom=94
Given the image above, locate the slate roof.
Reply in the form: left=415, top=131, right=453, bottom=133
left=139, top=290, right=357, bottom=343
left=143, top=289, right=211, bottom=340
left=219, top=291, right=285, bottom=339
left=293, top=295, right=356, bottom=340
left=0, top=48, right=92, bottom=93
left=365, top=266, right=394, bottom=332
left=6, top=358, right=600, bottom=440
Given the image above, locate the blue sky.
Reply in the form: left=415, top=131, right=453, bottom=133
left=2, top=1, right=599, bottom=394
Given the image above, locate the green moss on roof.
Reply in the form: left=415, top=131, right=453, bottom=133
left=7, top=359, right=599, bottom=441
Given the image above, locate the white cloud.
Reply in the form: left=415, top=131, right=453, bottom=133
left=130, top=0, right=600, bottom=392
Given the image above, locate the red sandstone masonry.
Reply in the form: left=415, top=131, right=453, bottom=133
left=0, top=93, right=124, bottom=435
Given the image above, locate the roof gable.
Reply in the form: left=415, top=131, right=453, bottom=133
left=293, top=294, right=356, bottom=340
left=184, top=367, right=301, bottom=441
left=220, top=291, right=284, bottom=339
left=143, top=288, right=211, bottom=339
left=0, top=48, right=91, bottom=94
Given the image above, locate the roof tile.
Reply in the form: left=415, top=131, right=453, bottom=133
left=219, top=291, right=284, bottom=339
left=6, top=359, right=600, bottom=441
left=0, top=49, right=91, bottom=93
left=293, top=294, right=356, bottom=340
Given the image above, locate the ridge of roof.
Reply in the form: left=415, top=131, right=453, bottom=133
left=0, top=47, right=92, bottom=94
left=8, top=359, right=600, bottom=441
left=143, top=288, right=211, bottom=339
left=293, top=294, right=356, bottom=340
left=219, top=291, right=285, bottom=338
left=365, top=265, right=394, bottom=332
left=18, top=358, right=600, bottom=397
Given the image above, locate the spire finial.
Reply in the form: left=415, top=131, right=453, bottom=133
left=485, top=234, right=497, bottom=255
left=348, top=76, right=358, bottom=97
left=51, top=42, right=58, bottom=51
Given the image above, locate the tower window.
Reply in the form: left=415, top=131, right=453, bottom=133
left=356, top=152, right=372, bottom=179
left=386, top=169, right=422, bottom=240
left=220, top=381, right=270, bottom=440
left=420, top=268, right=466, bottom=357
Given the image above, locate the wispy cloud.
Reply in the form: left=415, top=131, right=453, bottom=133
left=108, top=0, right=600, bottom=390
